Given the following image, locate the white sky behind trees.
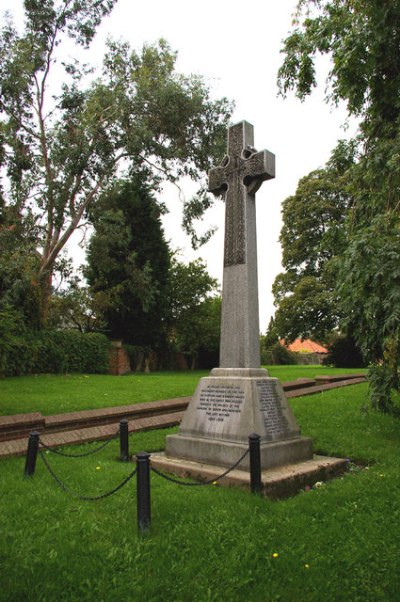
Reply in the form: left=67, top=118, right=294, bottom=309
left=2, top=0, right=358, bottom=332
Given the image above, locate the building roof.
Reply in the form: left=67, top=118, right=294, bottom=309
left=280, top=338, right=328, bottom=354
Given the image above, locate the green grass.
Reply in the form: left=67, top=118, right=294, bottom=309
left=1, top=382, right=400, bottom=601
left=0, top=366, right=366, bottom=416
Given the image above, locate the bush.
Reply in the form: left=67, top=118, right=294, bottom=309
left=0, top=327, right=110, bottom=376
left=37, top=331, right=110, bottom=374
left=267, top=342, right=298, bottom=365
left=124, top=344, right=152, bottom=371
left=323, top=336, right=365, bottom=368
left=0, top=306, right=35, bottom=376
left=368, top=363, right=395, bottom=413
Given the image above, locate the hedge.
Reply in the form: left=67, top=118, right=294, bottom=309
left=0, top=327, right=110, bottom=376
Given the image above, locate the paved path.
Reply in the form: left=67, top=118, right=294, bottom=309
left=0, top=411, right=185, bottom=459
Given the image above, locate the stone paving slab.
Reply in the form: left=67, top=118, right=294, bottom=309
left=314, top=373, right=365, bottom=383
left=281, top=378, right=316, bottom=391
left=150, top=453, right=348, bottom=499
left=0, top=412, right=46, bottom=442
left=285, top=377, right=366, bottom=398
left=45, top=397, right=191, bottom=432
left=0, top=412, right=184, bottom=459
left=0, top=397, right=191, bottom=442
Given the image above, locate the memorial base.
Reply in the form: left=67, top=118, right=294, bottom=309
left=151, top=453, right=348, bottom=499
left=165, top=367, right=313, bottom=470
left=166, top=433, right=312, bottom=470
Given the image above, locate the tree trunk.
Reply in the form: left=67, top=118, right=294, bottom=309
left=38, top=270, right=53, bottom=327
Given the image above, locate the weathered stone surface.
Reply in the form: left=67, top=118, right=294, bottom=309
left=166, top=370, right=313, bottom=470
left=208, top=121, right=275, bottom=269
left=209, top=121, right=275, bottom=369
left=151, top=453, right=348, bottom=499
left=165, top=121, right=315, bottom=474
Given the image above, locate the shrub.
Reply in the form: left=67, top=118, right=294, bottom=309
left=323, top=336, right=365, bottom=368
left=269, top=342, right=298, bottom=365
left=124, top=344, right=152, bottom=371
left=0, top=327, right=109, bottom=376
left=368, top=363, right=395, bottom=413
left=37, top=331, right=110, bottom=374
left=0, top=306, right=36, bottom=376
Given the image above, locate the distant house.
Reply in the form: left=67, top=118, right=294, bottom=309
left=280, top=338, right=328, bottom=364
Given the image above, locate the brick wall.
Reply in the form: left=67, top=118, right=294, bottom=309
left=109, top=342, right=131, bottom=375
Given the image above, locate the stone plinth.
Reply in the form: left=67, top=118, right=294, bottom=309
left=166, top=368, right=313, bottom=470
left=151, top=453, right=348, bottom=499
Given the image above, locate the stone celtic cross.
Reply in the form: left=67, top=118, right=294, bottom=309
left=208, top=121, right=275, bottom=368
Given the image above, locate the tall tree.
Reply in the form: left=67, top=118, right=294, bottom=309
left=0, top=199, right=42, bottom=327
left=279, top=0, right=400, bottom=409
left=85, top=176, right=170, bottom=348
left=165, top=256, right=219, bottom=365
left=272, top=140, right=355, bottom=342
left=0, top=0, right=232, bottom=322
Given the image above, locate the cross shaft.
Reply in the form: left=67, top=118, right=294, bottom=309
left=208, top=121, right=275, bottom=368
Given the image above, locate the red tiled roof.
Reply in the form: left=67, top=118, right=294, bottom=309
left=280, top=339, right=328, bottom=354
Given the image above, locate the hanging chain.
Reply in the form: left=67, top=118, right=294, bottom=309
left=39, top=430, right=120, bottom=458
left=150, top=448, right=249, bottom=486
left=38, top=448, right=137, bottom=501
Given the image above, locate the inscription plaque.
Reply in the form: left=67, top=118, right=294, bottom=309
left=196, top=385, right=244, bottom=423
left=256, top=380, right=290, bottom=440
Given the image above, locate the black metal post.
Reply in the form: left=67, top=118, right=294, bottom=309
left=119, top=419, right=129, bottom=462
left=24, top=431, right=40, bottom=477
left=249, top=433, right=262, bottom=494
left=136, top=452, right=151, bottom=533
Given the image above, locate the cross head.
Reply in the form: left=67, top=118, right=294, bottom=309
left=208, top=121, right=275, bottom=266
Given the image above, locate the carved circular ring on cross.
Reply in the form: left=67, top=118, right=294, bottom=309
left=241, top=146, right=256, bottom=160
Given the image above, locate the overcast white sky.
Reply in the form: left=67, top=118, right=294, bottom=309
left=2, top=0, right=357, bottom=332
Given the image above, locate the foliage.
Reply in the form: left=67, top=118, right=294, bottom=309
left=367, top=363, right=397, bottom=414
left=278, top=0, right=400, bottom=130
left=323, top=335, right=365, bottom=369
left=260, top=317, right=279, bottom=364
left=85, top=176, right=170, bottom=348
left=0, top=304, right=33, bottom=376
left=274, top=275, right=336, bottom=344
left=338, top=214, right=400, bottom=410
left=0, top=327, right=109, bottom=376
left=47, top=284, right=106, bottom=332
left=272, top=140, right=355, bottom=342
left=0, top=0, right=232, bottom=320
left=38, top=330, right=109, bottom=374
left=123, top=343, right=153, bottom=372
left=165, top=256, right=219, bottom=362
left=338, top=214, right=400, bottom=364
left=0, top=202, right=43, bottom=328
left=173, top=296, right=221, bottom=364
left=267, top=342, right=298, bottom=365
left=279, top=0, right=400, bottom=410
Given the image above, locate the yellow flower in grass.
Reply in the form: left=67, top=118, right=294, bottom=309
left=304, top=564, right=310, bottom=569
left=96, top=465, right=101, bottom=471
left=272, top=553, right=279, bottom=558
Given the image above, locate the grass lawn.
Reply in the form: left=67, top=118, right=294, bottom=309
left=0, top=365, right=366, bottom=416
left=1, top=377, right=400, bottom=601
